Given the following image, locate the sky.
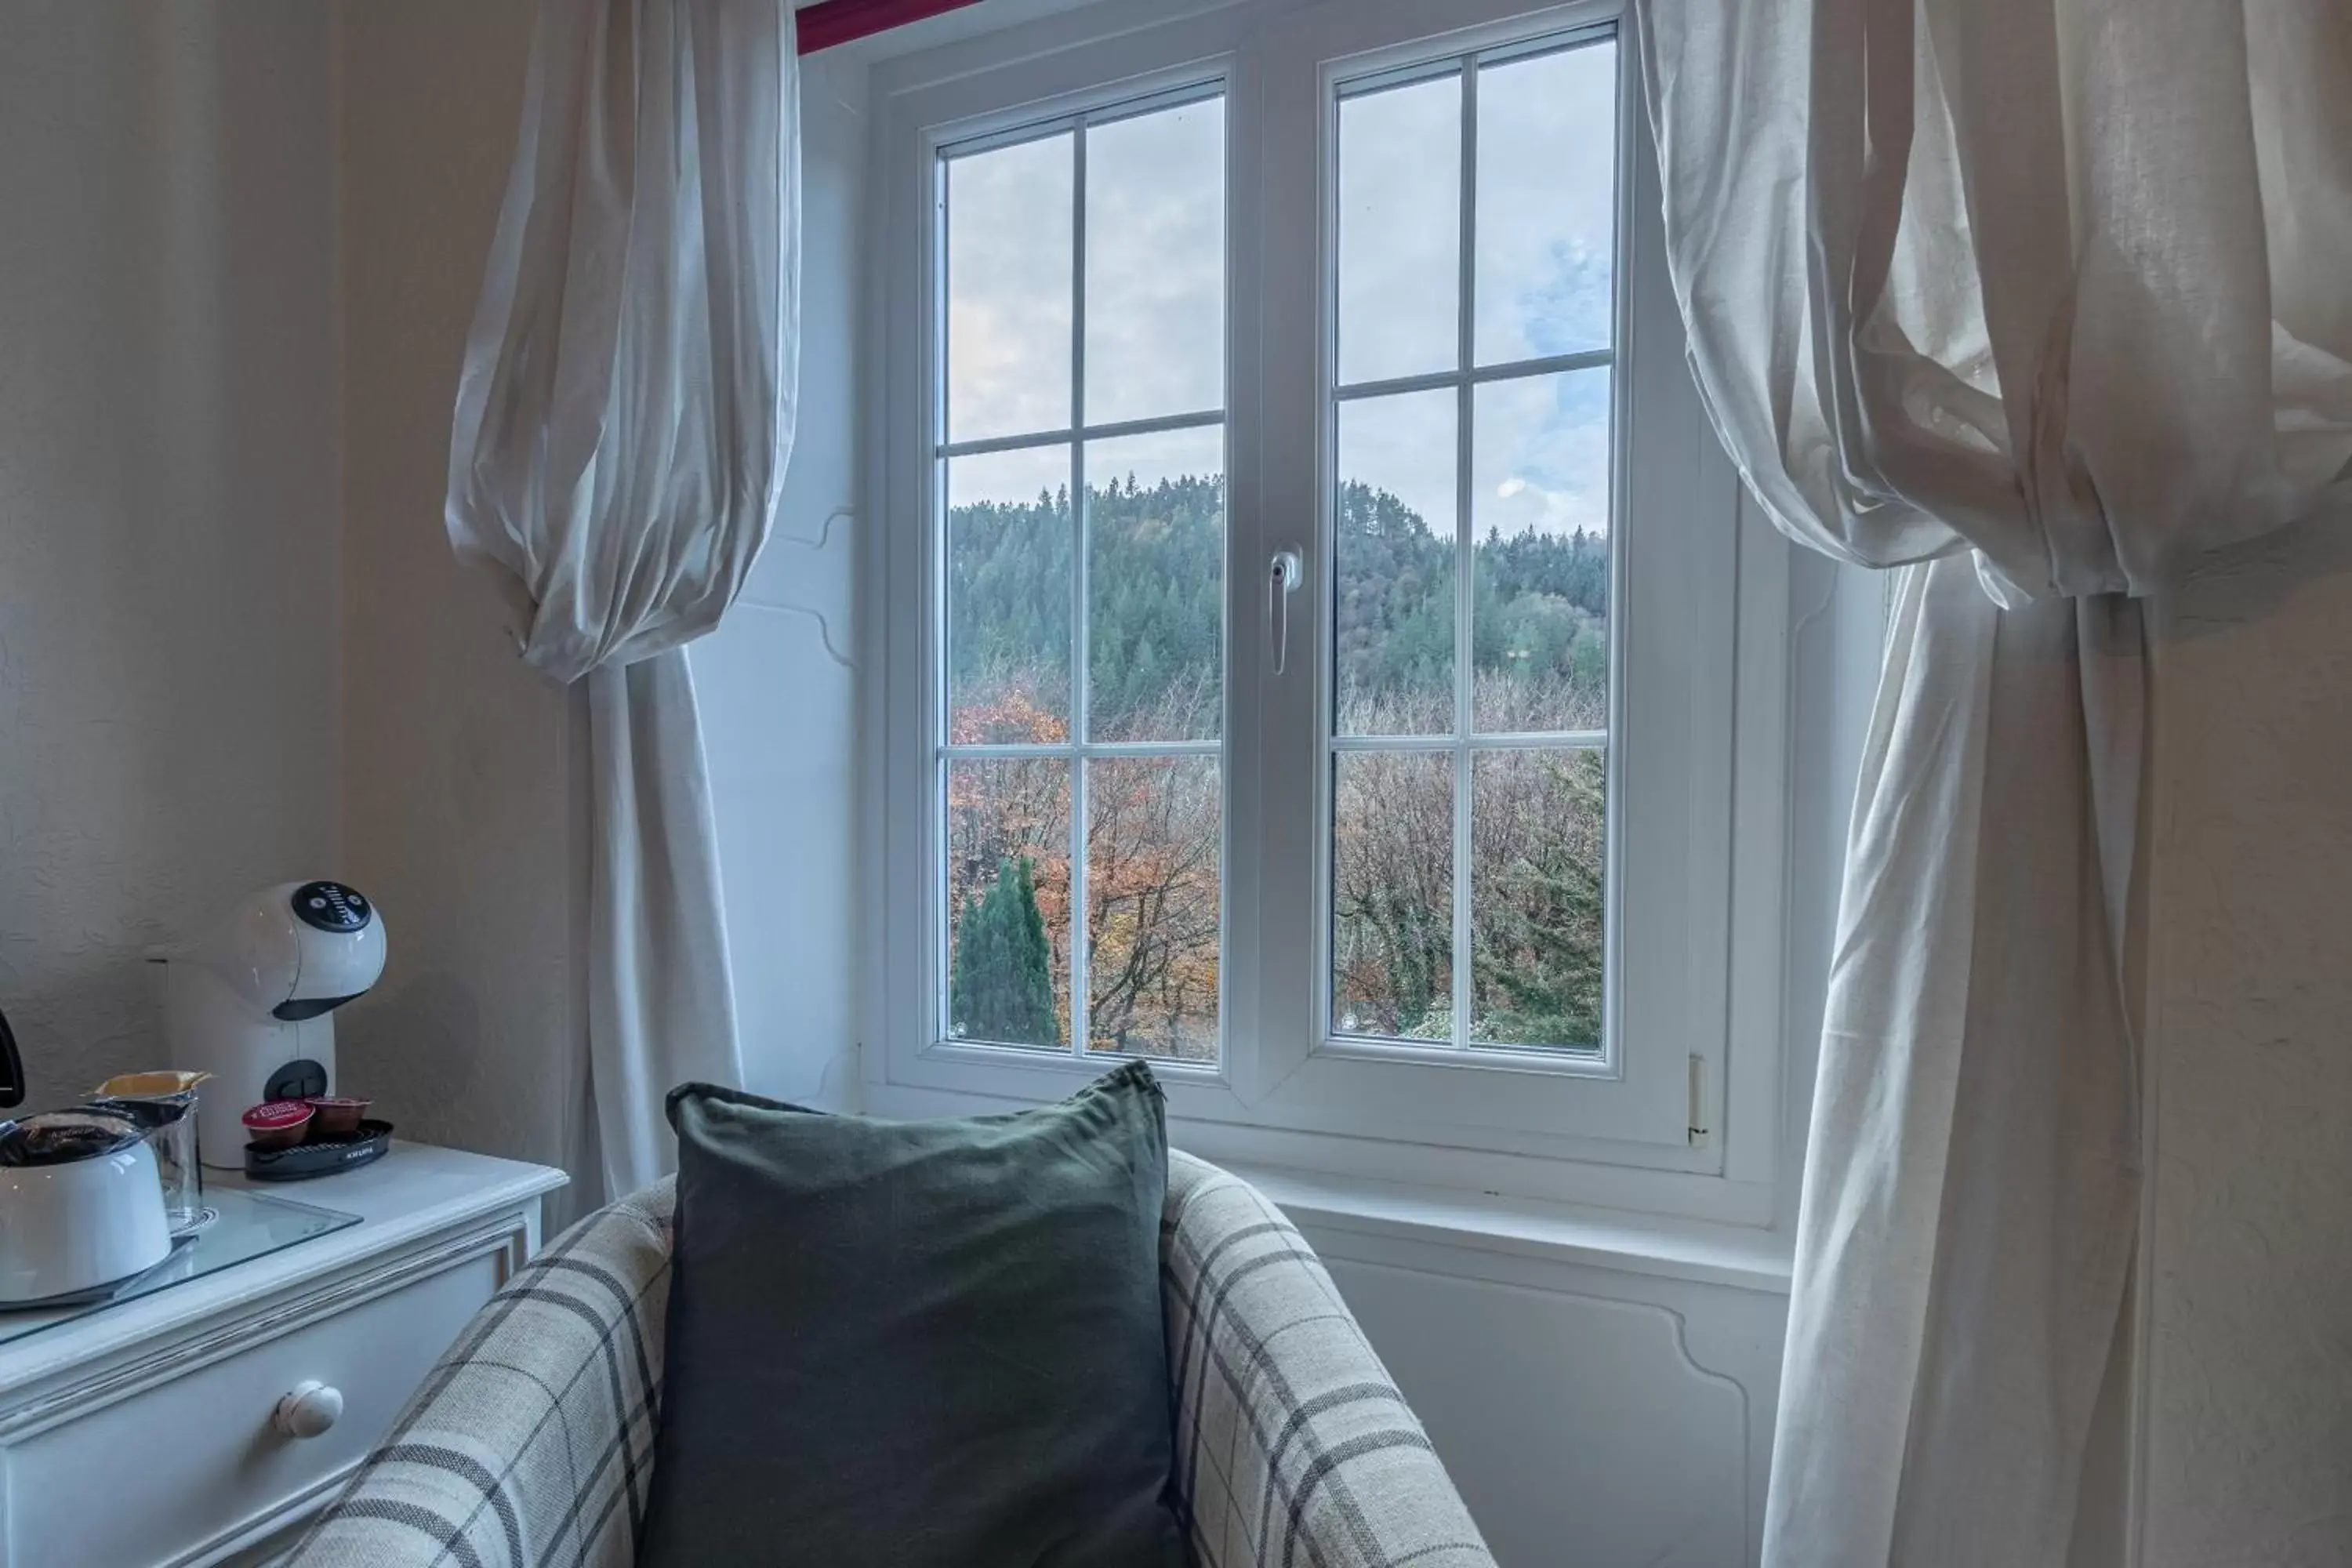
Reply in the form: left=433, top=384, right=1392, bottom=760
left=943, top=37, right=1620, bottom=542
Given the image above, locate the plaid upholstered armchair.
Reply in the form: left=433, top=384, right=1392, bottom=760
left=289, top=1151, right=1495, bottom=1568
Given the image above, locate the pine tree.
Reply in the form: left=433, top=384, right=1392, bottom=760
left=949, top=856, right=1060, bottom=1046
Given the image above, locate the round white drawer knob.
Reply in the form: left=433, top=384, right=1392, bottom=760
left=274, top=1380, right=344, bottom=1439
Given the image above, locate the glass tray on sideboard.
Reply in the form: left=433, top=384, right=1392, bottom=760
left=0, top=1186, right=359, bottom=1348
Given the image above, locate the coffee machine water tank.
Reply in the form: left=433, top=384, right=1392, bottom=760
left=154, top=882, right=387, bottom=1169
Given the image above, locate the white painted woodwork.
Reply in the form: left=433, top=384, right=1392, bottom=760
left=1303, top=1218, right=1786, bottom=1568
left=0, top=1144, right=565, bottom=1568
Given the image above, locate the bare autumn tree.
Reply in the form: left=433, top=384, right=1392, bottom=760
left=1332, top=746, right=1455, bottom=1037
left=1086, top=749, right=1220, bottom=1058
left=946, top=677, right=1222, bottom=1058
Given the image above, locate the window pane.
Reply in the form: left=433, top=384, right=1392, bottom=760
left=946, top=132, right=1073, bottom=442
left=1336, top=388, right=1456, bottom=737
left=948, top=448, right=1072, bottom=743
left=1087, top=756, right=1221, bottom=1060
left=1475, top=41, right=1617, bottom=365
left=1332, top=750, right=1453, bottom=1040
left=1087, top=426, right=1224, bottom=742
left=1085, top=98, right=1225, bottom=425
left=1472, top=368, right=1611, bottom=732
left=946, top=758, right=1073, bottom=1048
left=1470, top=748, right=1606, bottom=1051
left=1337, top=74, right=1460, bottom=386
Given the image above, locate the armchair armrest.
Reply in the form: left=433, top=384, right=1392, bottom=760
left=288, top=1181, right=677, bottom=1568
left=1161, top=1152, right=1495, bottom=1568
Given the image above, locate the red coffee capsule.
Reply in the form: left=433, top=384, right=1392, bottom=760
left=243, top=1099, right=315, bottom=1149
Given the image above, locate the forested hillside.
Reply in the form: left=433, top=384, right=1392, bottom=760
left=946, top=466, right=1611, bottom=1058
left=948, top=474, right=1608, bottom=735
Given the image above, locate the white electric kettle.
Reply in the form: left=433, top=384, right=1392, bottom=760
left=0, top=1005, right=174, bottom=1305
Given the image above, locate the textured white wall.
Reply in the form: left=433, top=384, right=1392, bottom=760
left=695, top=52, right=869, bottom=1116
left=2140, top=529, right=2352, bottom=1567
left=0, top=3, right=340, bottom=1109
left=332, top=0, right=600, bottom=1218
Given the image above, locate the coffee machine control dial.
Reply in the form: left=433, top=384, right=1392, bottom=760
left=292, top=882, right=372, bottom=935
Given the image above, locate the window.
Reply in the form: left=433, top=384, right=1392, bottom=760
left=1327, top=41, right=1619, bottom=1058
left=877, top=0, right=1788, bottom=1217
left=938, top=89, right=1229, bottom=1064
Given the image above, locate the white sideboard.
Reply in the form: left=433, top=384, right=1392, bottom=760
left=0, top=1143, right=567, bottom=1568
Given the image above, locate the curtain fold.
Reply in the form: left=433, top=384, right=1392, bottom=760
left=587, top=652, right=744, bottom=1200
left=446, top=0, right=800, bottom=1202
left=1637, top=2, right=2350, bottom=1561
left=1639, top=0, right=2350, bottom=604
left=1771, top=560, right=2145, bottom=1563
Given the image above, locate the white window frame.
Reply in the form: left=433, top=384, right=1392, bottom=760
left=867, top=0, right=1792, bottom=1225
left=926, top=78, right=1234, bottom=1073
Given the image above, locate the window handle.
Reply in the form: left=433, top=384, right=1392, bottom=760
left=1268, top=547, right=1304, bottom=676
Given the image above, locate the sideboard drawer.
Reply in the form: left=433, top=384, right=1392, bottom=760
left=2, top=1242, right=506, bottom=1568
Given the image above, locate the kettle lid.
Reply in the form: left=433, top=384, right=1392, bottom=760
left=0, top=1109, right=145, bottom=1167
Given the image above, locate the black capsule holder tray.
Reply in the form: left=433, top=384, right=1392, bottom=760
left=244, top=1120, right=394, bottom=1181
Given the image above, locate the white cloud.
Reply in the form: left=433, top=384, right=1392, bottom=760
left=1334, top=40, right=1620, bottom=543
left=949, top=443, right=1067, bottom=510
left=1087, top=423, right=1223, bottom=493
left=946, top=132, right=1073, bottom=443
left=1338, top=76, right=1461, bottom=385
left=1084, top=100, right=1224, bottom=425
left=1341, top=387, right=1456, bottom=528
left=942, top=38, right=1622, bottom=541
left=1473, top=366, right=1612, bottom=540
left=1474, top=42, right=1618, bottom=365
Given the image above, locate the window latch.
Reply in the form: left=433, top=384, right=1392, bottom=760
left=1268, top=547, right=1304, bottom=675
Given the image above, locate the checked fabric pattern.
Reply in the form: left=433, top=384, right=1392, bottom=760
left=1162, top=1152, right=1492, bottom=1568
left=289, top=1153, right=1494, bottom=1568
left=287, top=1182, right=673, bottom=1568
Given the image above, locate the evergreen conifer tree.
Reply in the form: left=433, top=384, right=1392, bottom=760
left=949, top=855, right=1060, bottom=1046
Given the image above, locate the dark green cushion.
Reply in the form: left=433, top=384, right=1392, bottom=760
left=637, top=1062, right=1190, bottom=1568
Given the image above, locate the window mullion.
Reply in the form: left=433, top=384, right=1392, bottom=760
left=1069, top=125, right=1091, bottom=1061
left=1331, top=347, right=1613, bottom=405
left=938, top=407, right=1225, bottom=461
left=1450, top=57, right=1477, bottom=1053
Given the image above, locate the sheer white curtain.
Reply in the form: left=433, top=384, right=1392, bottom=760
left=446, top=0, right=800, bottom=1203
left=1637, top=1, right=2351, bottom=1562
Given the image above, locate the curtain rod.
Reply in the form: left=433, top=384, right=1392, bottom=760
left=797, top=0, right=988, bottom=54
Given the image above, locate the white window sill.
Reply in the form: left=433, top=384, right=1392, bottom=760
left=1207, top=1156, right=1796, bottom=1297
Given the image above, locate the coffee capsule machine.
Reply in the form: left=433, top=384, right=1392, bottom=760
left=153, top=882, right=387, bottom=1169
